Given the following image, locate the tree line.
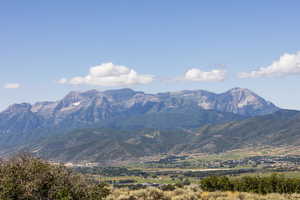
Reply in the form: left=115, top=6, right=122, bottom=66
left=201, top=174, right=300, bottom=194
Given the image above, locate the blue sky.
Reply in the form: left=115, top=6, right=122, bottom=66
left=1, top=0, right=300, bottom=110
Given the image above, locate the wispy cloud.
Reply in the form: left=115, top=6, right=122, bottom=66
left=4, top=83, right=21, bottom=89
left=57, top=78, right=67, bottom=84
left=59, top=63, right=154, bottom=87
left=239, top=51, right=300, bottom=78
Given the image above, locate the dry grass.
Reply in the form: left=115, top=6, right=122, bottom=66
left=106, top=185, right=300, bottom=200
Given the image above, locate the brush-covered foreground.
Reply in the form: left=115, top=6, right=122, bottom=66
left=107, top=186, right=300, bottom=200
left=2, top=155, right=300, bottom=200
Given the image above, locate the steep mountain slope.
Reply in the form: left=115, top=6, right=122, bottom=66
left=14, top=110, right=299, bottom=163
left=184, top=109, right=300, bottom=153
left=101, top=106, right=244, bottom=130
left=22, top=129, right=192, bottom=163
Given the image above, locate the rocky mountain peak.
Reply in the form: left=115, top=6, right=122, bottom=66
left=217, top=88, right=279, bottom=116
left=80, top=90, right=101, bottom=97
left=225, top=87, right=258, bottom=97
left=224, top=88, right=259, bottom=101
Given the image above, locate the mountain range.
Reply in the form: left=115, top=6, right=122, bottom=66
left=1, top=87, right=297, bottom=163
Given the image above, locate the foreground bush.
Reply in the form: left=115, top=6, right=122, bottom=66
left=0, top=154, right=110, bottom=200
left=201, top=174, right=300, bottom=194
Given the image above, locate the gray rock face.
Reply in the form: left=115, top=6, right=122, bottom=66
left=0, top=103, right=43, bottom=134
left=158, top=87, right=278, bottom=116
left=0, top=88, right=279, bottom=139
left=216, top=88, right=278, bottom=116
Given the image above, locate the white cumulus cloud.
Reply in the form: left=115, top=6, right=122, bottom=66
left=184, top=68, right=226, bottom=82
left=4, top=83, right=21, bottom=89
left=61, top=63, right=154, bottom=87
left=239, top=51, right=300, bottom=78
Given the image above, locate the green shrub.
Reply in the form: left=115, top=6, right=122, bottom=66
left=0, top=154, right=110, bottom=200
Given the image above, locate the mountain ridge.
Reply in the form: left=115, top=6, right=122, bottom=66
left=0, top=87, right=280, bottom=154
left=0, top=88, right=279, bottom=133
left=3, top=87, right=279, bottom=116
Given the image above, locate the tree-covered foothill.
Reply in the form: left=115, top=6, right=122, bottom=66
left=0, top=154, right=110, bottom=200
left=201, top=174, right=300, bottom=194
